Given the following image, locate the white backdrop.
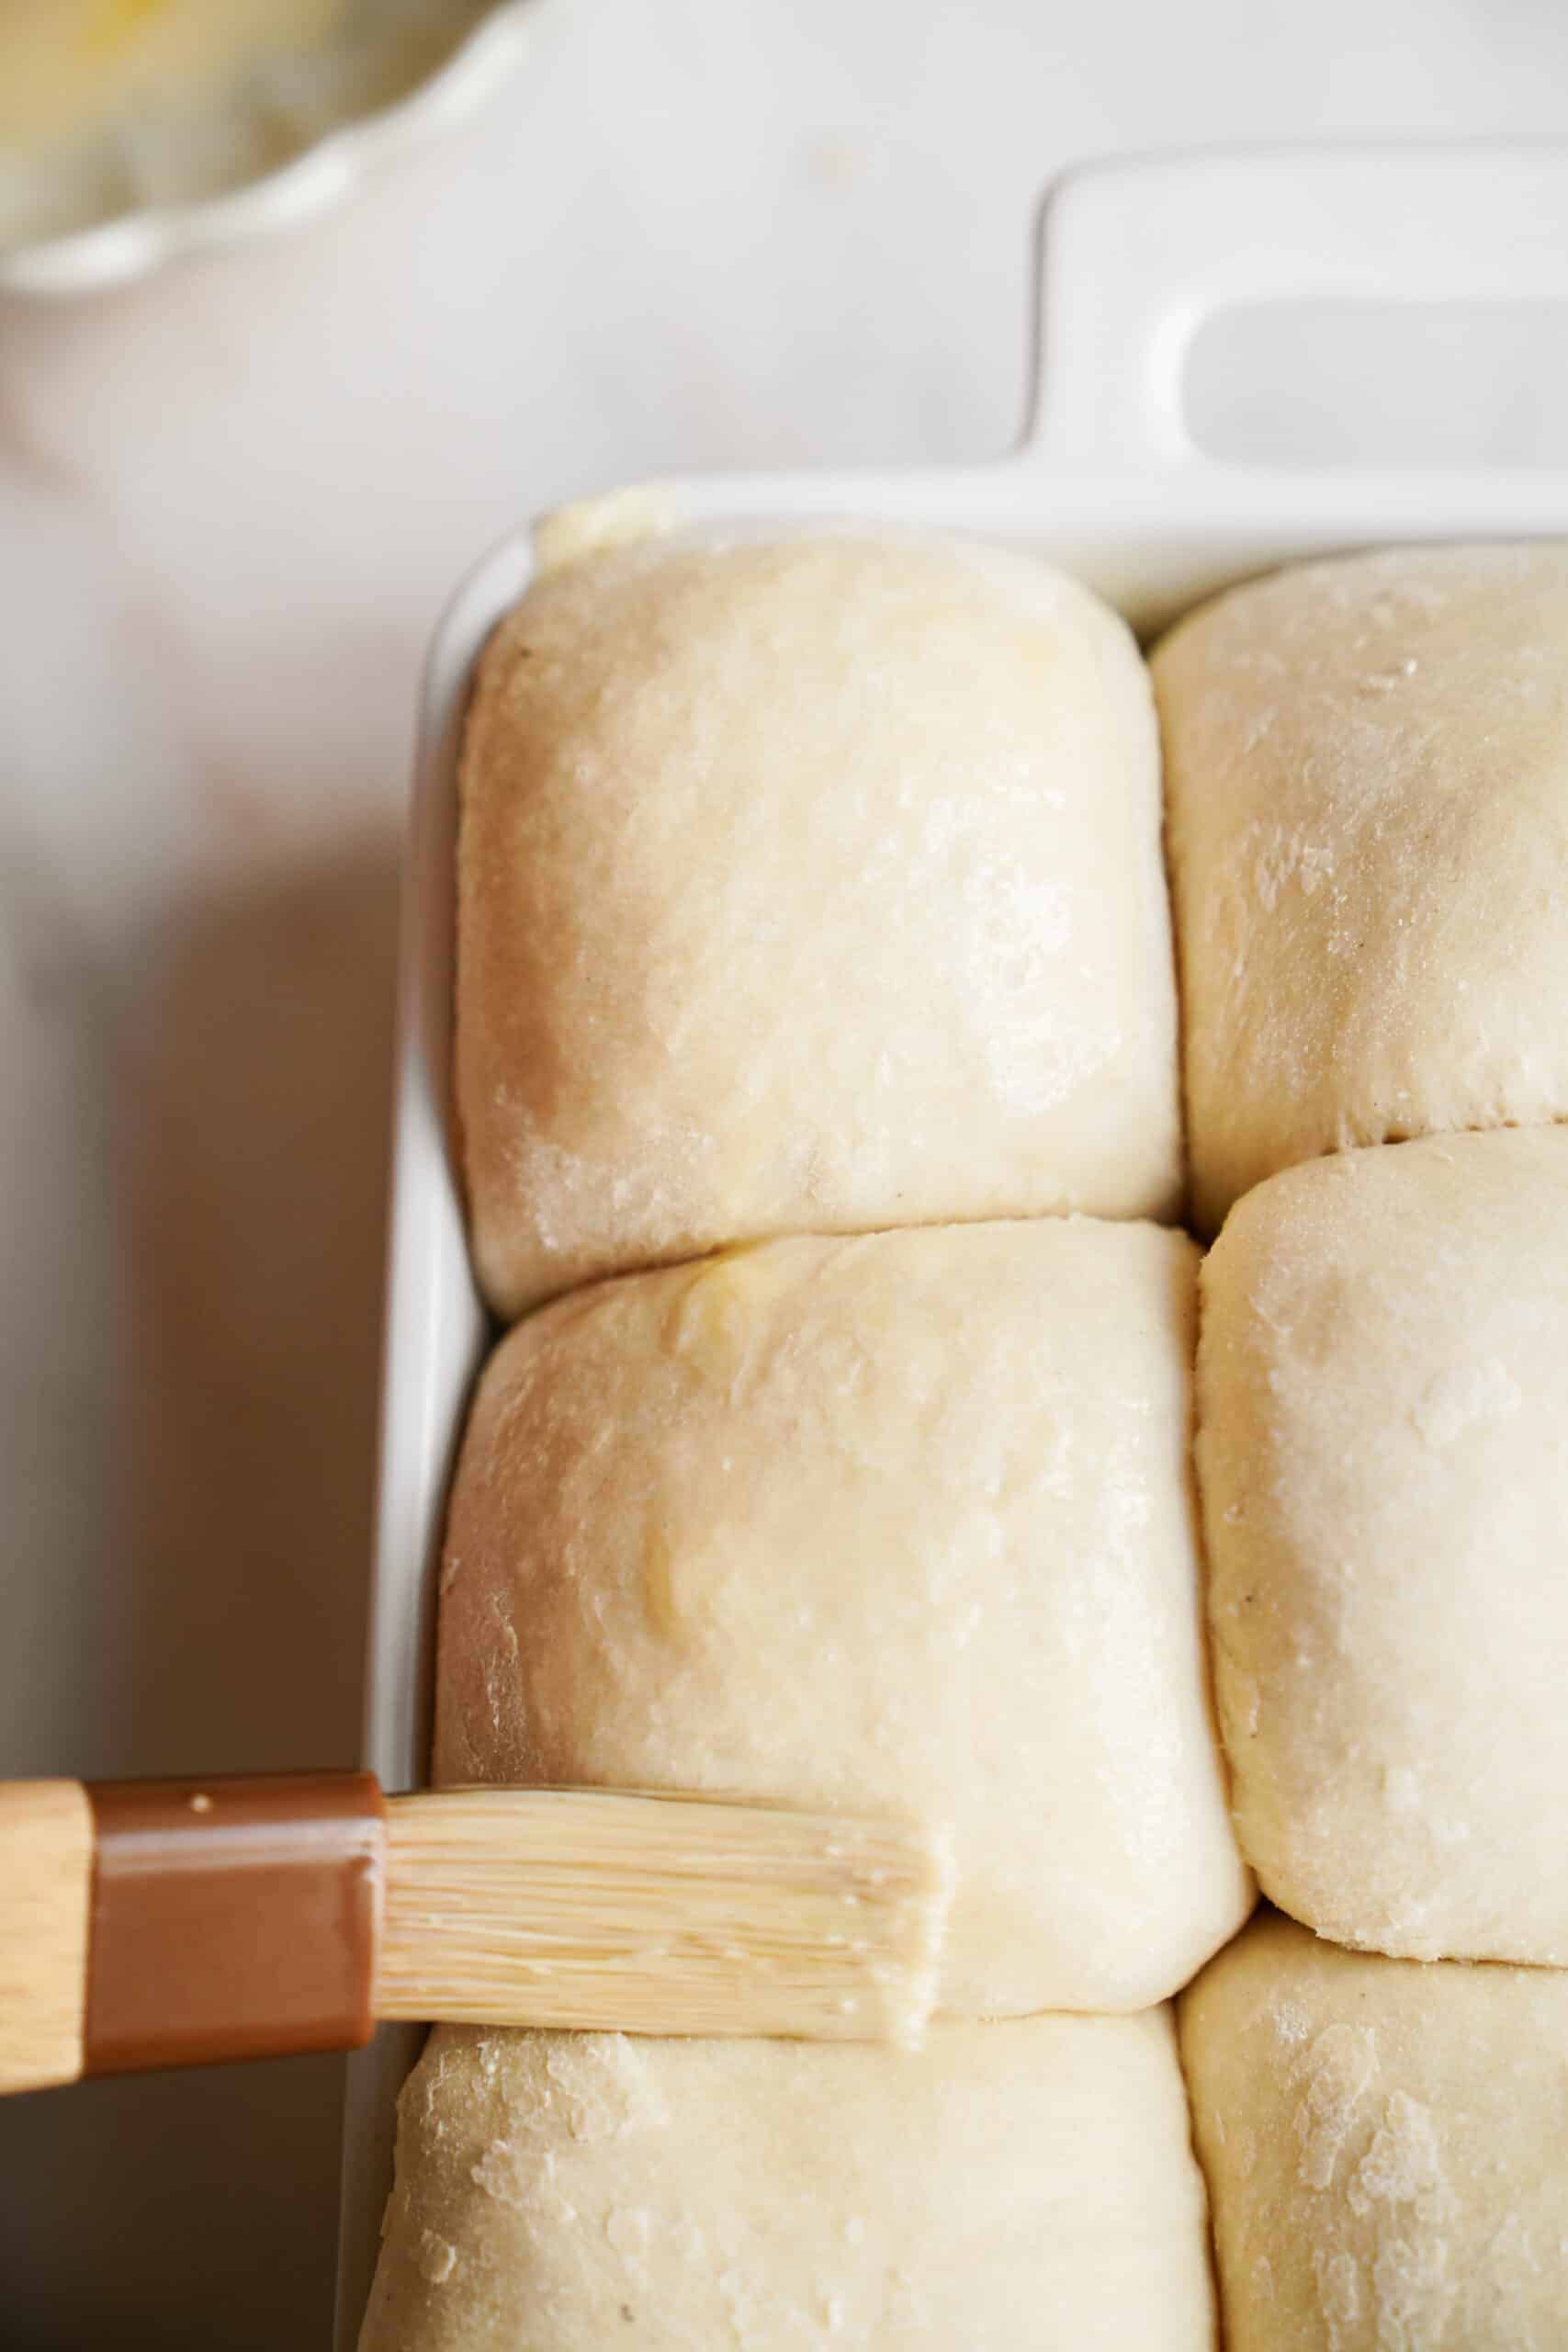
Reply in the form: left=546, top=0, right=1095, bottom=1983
left=3, top=0, right=1567, bottom=2341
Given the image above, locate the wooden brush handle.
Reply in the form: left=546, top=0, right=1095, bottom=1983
left=0, top=1774, right=386, bottom=2095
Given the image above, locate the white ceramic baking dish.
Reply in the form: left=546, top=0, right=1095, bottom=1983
left=333, top=141, right=1568, bottom=2346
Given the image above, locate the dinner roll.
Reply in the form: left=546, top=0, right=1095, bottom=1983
left=457, top=520, right=1180, bottom=1317
left=1199, top=1126, right=1568, bottom=1964
left=1180, top=1908, right=1568, bottom=2352
left=1156, top=541, right=1568, bottom=1232
left=435, top=1219, right=1251, bottom=2018
left=360, top=2009, right=1216, bottom=2351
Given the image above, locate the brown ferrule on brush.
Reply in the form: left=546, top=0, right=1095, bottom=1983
left=82, top=1773, right=387, bottom=2075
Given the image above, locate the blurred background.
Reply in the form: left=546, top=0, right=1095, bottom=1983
left=4, top=0, right=1568, bottom=2343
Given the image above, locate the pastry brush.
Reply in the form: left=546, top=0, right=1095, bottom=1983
left=0, top=1773, right=953, bottom=2095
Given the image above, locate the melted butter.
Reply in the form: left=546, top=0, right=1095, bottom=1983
left=0, top=0, right=345, bottom=150
left=642, top=1525, right=736, bottom=1644
left=663, top=1243, right=796, bottom=1385
left=83, top=0, right=173, bottom=61
left=642, top=1528, right=682, bottom=1641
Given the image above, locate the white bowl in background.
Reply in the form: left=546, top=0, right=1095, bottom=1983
left=0, top=0, right=539, bottom=296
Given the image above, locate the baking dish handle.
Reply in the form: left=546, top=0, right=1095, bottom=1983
left=1026, top=144, right=1568, bottom=474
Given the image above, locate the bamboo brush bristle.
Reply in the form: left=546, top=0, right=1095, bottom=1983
left=374, top=1789, right=953, bottom=2046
